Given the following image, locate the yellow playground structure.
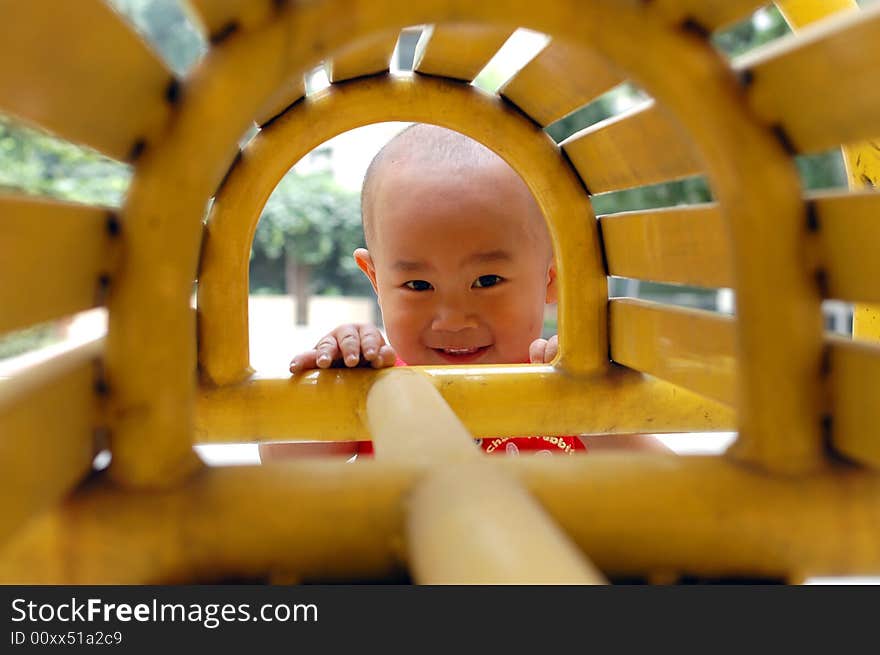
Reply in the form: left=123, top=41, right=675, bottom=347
left=2, top=0, right=880, bottom=584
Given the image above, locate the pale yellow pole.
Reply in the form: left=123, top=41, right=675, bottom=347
left=366, top=369, right=606, bottom=584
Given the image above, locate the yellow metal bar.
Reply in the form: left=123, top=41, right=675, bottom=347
left=775, top=0, right=859, bottom=27
left=414, top=24, right=515, bottom=82
left=843, top=132, right=880, bottom=282
left=0, top=337, right=102, bottom=546
left=844, top=137, right=880, bottom=202
left=839, top=13, right=880, bottom=339
left=734, top=4, right=880, bottom=154
left=254, top=75, right=306, bottom=127
left=609, top=299, right=737, bottom=407
left=511, top=455, right=880, bottom=580
left=198, top=75, right=607, bottom=382
left=775, top=0, right=880, bottom=342
left=328, top=31, right=399, bottom=83
left=106, top=20, right=297, bottom=487
left=0, top=0, right=173, bottom=161
left=499, top=39, right=624, bottom=127
left=186, top=0, right=278, bottom=41
left=775, top=2, right=880, bottom=464
left=561, top=100, right=704, bottom=194
left=854, top=306, right=880, bottom=341
left=810, top=191, right=880, bottom=303
left=0, top=461, right=417, bottom=584
left=829, top=336, right=880, bottom=468
left=3, top=456, right=879, bottom=583
left=647, top=1, right=770, bottom=30
left=0, top=196, right=114, bottom=336
left=195, top=365, right=736, bottom=444
left=600, top=204, right=733, bottom=288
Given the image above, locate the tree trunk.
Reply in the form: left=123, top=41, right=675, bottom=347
left=284, top=253, right=312, bottom=326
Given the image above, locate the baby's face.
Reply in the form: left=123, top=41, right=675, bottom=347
left=359, top=157, right=556, bottom=366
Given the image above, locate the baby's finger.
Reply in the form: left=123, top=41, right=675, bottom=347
left=372, top=344, right=397, bottom=368
left=358, top=324, right=385, bottom=362
left=290, top=350, right=320, bottom=373
left=314, top=335, right=341, bottom=368
left=544, top=335, right=559, bottom=363
left=529, top=338, right=547, bottom=364
left=332, top=324, right=362, bottom=367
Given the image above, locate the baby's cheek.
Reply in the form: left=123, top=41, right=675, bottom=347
left=384, top=316, right=428, bottom=364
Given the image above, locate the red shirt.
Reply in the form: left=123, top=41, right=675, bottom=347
left=355, top=357, right=586, bottom=458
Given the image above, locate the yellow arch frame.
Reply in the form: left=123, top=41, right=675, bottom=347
left=198, top=75, right=607, bottom=384
left=110, top=0, right=818, bottom=488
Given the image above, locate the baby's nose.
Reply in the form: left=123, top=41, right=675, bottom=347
left=431, top=303, right=479, bottom=332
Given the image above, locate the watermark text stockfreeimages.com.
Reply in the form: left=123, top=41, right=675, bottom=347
left=11, top=597, right=317, bottom=630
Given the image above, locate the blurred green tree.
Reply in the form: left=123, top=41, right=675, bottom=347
left=0, top=115, right=130, bottom=206
left=251, top=171, right=366, bottom=324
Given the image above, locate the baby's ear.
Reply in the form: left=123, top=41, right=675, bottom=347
left=354, top=248, right=379, bottom=294
left=545, top=260, right=558, bottom=304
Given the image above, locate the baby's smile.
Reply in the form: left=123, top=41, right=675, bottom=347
left=430, top=344, right=492, bottom=364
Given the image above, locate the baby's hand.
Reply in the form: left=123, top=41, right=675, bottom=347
left=529, top=335, right=558, bottom=364
left=290, top=323, right=397, bottom=373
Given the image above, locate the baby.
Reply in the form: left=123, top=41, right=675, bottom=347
left=262, top=124, right=666, bottom=459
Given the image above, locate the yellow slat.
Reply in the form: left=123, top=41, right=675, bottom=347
left=734, top=5, right=880, bottom=153
left=195, top=365, right=736, bottom=444
left=254, top=75, right=306, bottom=127
left=328, top=31, right=399, bottom=83
left=414, top=24, right=515, bottom=81
left=648, top=1, right=771, bottom=30
left=600, top=193, right=880, bottom=301
left=0, top=338, right=102, bottom=545
left=609, top=298, right=737, bottom=406
left=0, top=196, right=113, bottom=335
left=776, top=0, right=859, bottom=26
left=186, top=0, right=277, bottom=41
left=600, top=204, right=733, bottom=288
left=609, top=298, right=880, bottom=467
left=499, top=39, right=625, bottom=127
left=600, top=193, right=880, bottom=302
left=0, top=0, right=174, bottom=161
left=561, top=100, right=703, bottom=194
left=829, top=336, right=880, bottom=467
left=854, top=306, right=880, bottom=341
left=812, top=191, right=880, bottom=303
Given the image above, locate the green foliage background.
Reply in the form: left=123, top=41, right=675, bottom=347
left=251, top=172, right=373, bottom=297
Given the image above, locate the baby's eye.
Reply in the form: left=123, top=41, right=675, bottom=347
left=472, top=275, right=504, bottom=288
left=404, top=279, right=433, bottom=291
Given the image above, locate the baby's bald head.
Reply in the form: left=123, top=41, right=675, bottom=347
left=360, top=124, right=552, bottom=258
left=353, top=124, right=559, bottom=366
